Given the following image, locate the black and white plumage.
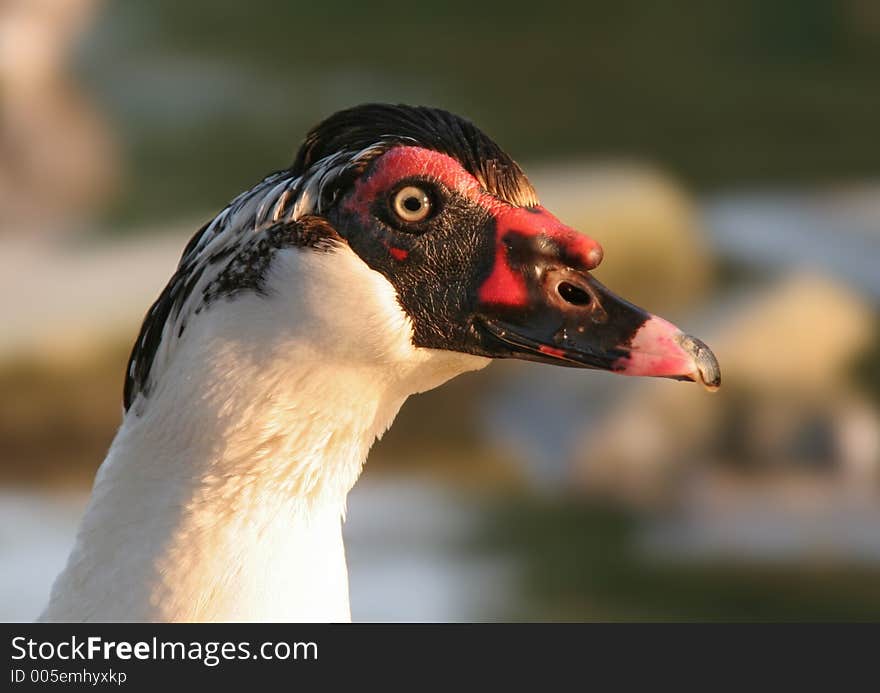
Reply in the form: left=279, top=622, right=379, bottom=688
left=43, top=104, right=719, bottom=622
left=124, top=105, right=538, bottom=411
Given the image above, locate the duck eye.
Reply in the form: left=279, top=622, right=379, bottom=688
left=391, top=185, right=432, bottom=223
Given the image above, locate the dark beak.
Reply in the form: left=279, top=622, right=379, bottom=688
left=473, top=206, right=721, bottom=390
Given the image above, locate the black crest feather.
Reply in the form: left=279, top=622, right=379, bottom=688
left=292, top=104, right=537, bottom=207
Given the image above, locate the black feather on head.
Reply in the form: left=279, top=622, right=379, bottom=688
left=291, top=104, right=538, bottom=208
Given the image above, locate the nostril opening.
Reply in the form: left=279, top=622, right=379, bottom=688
left=557, top=281, right=592, bottom=307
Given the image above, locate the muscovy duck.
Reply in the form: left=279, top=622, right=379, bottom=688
left=41, top=104, right=720, bottom=622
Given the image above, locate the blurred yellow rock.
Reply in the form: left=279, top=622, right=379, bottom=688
left=715, top=273, right=875, bottom=393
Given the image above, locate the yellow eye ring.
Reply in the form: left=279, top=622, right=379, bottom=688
left=391, top=185, right=432, bottom=223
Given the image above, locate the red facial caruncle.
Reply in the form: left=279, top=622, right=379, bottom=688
left=335, top=139, right=719, bottom=390
left=478, top=204, right=603, bottom=309
left=343, top=146, right=604, bottom=309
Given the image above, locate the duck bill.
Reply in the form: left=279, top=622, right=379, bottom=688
left=477, top=270, right=721, bottom=391
left=613, top=315, right=721, bottom=390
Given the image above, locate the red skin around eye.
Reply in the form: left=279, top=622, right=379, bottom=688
left=344, top=147, right=487, bottom=214
left=345, top=146, right=603, bottom=304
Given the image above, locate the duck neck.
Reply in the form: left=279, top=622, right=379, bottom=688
left=44, top=353, right=416, bottom=622
left=43, top=243, right=489, bottom=622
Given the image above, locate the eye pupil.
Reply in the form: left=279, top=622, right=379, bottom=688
left=403, top=196, right=421, bottom=212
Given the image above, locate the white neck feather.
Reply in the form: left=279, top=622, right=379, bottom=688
left=41, top=246, right=487, bottom=621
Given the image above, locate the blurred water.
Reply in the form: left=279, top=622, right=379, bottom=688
left=0, top=480, right=515, bottom=623
left=0, top=491, right=86, bottom=622
left=643, top=504, right=880, bottom=563
left=346, top=479, right=515, bottom=621
left=706, top=187, right=880, bottom=301
left=641, top=481, right=880, bottom=563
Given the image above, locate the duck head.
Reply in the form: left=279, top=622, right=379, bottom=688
left=124, top=104, right=719, bottom=413
left=312, top=106, right=721, bottom=389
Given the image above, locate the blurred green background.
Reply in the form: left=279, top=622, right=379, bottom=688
left=1, top=0, right=879, bottom=621
left=80, top=0, right=880, bottom=226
